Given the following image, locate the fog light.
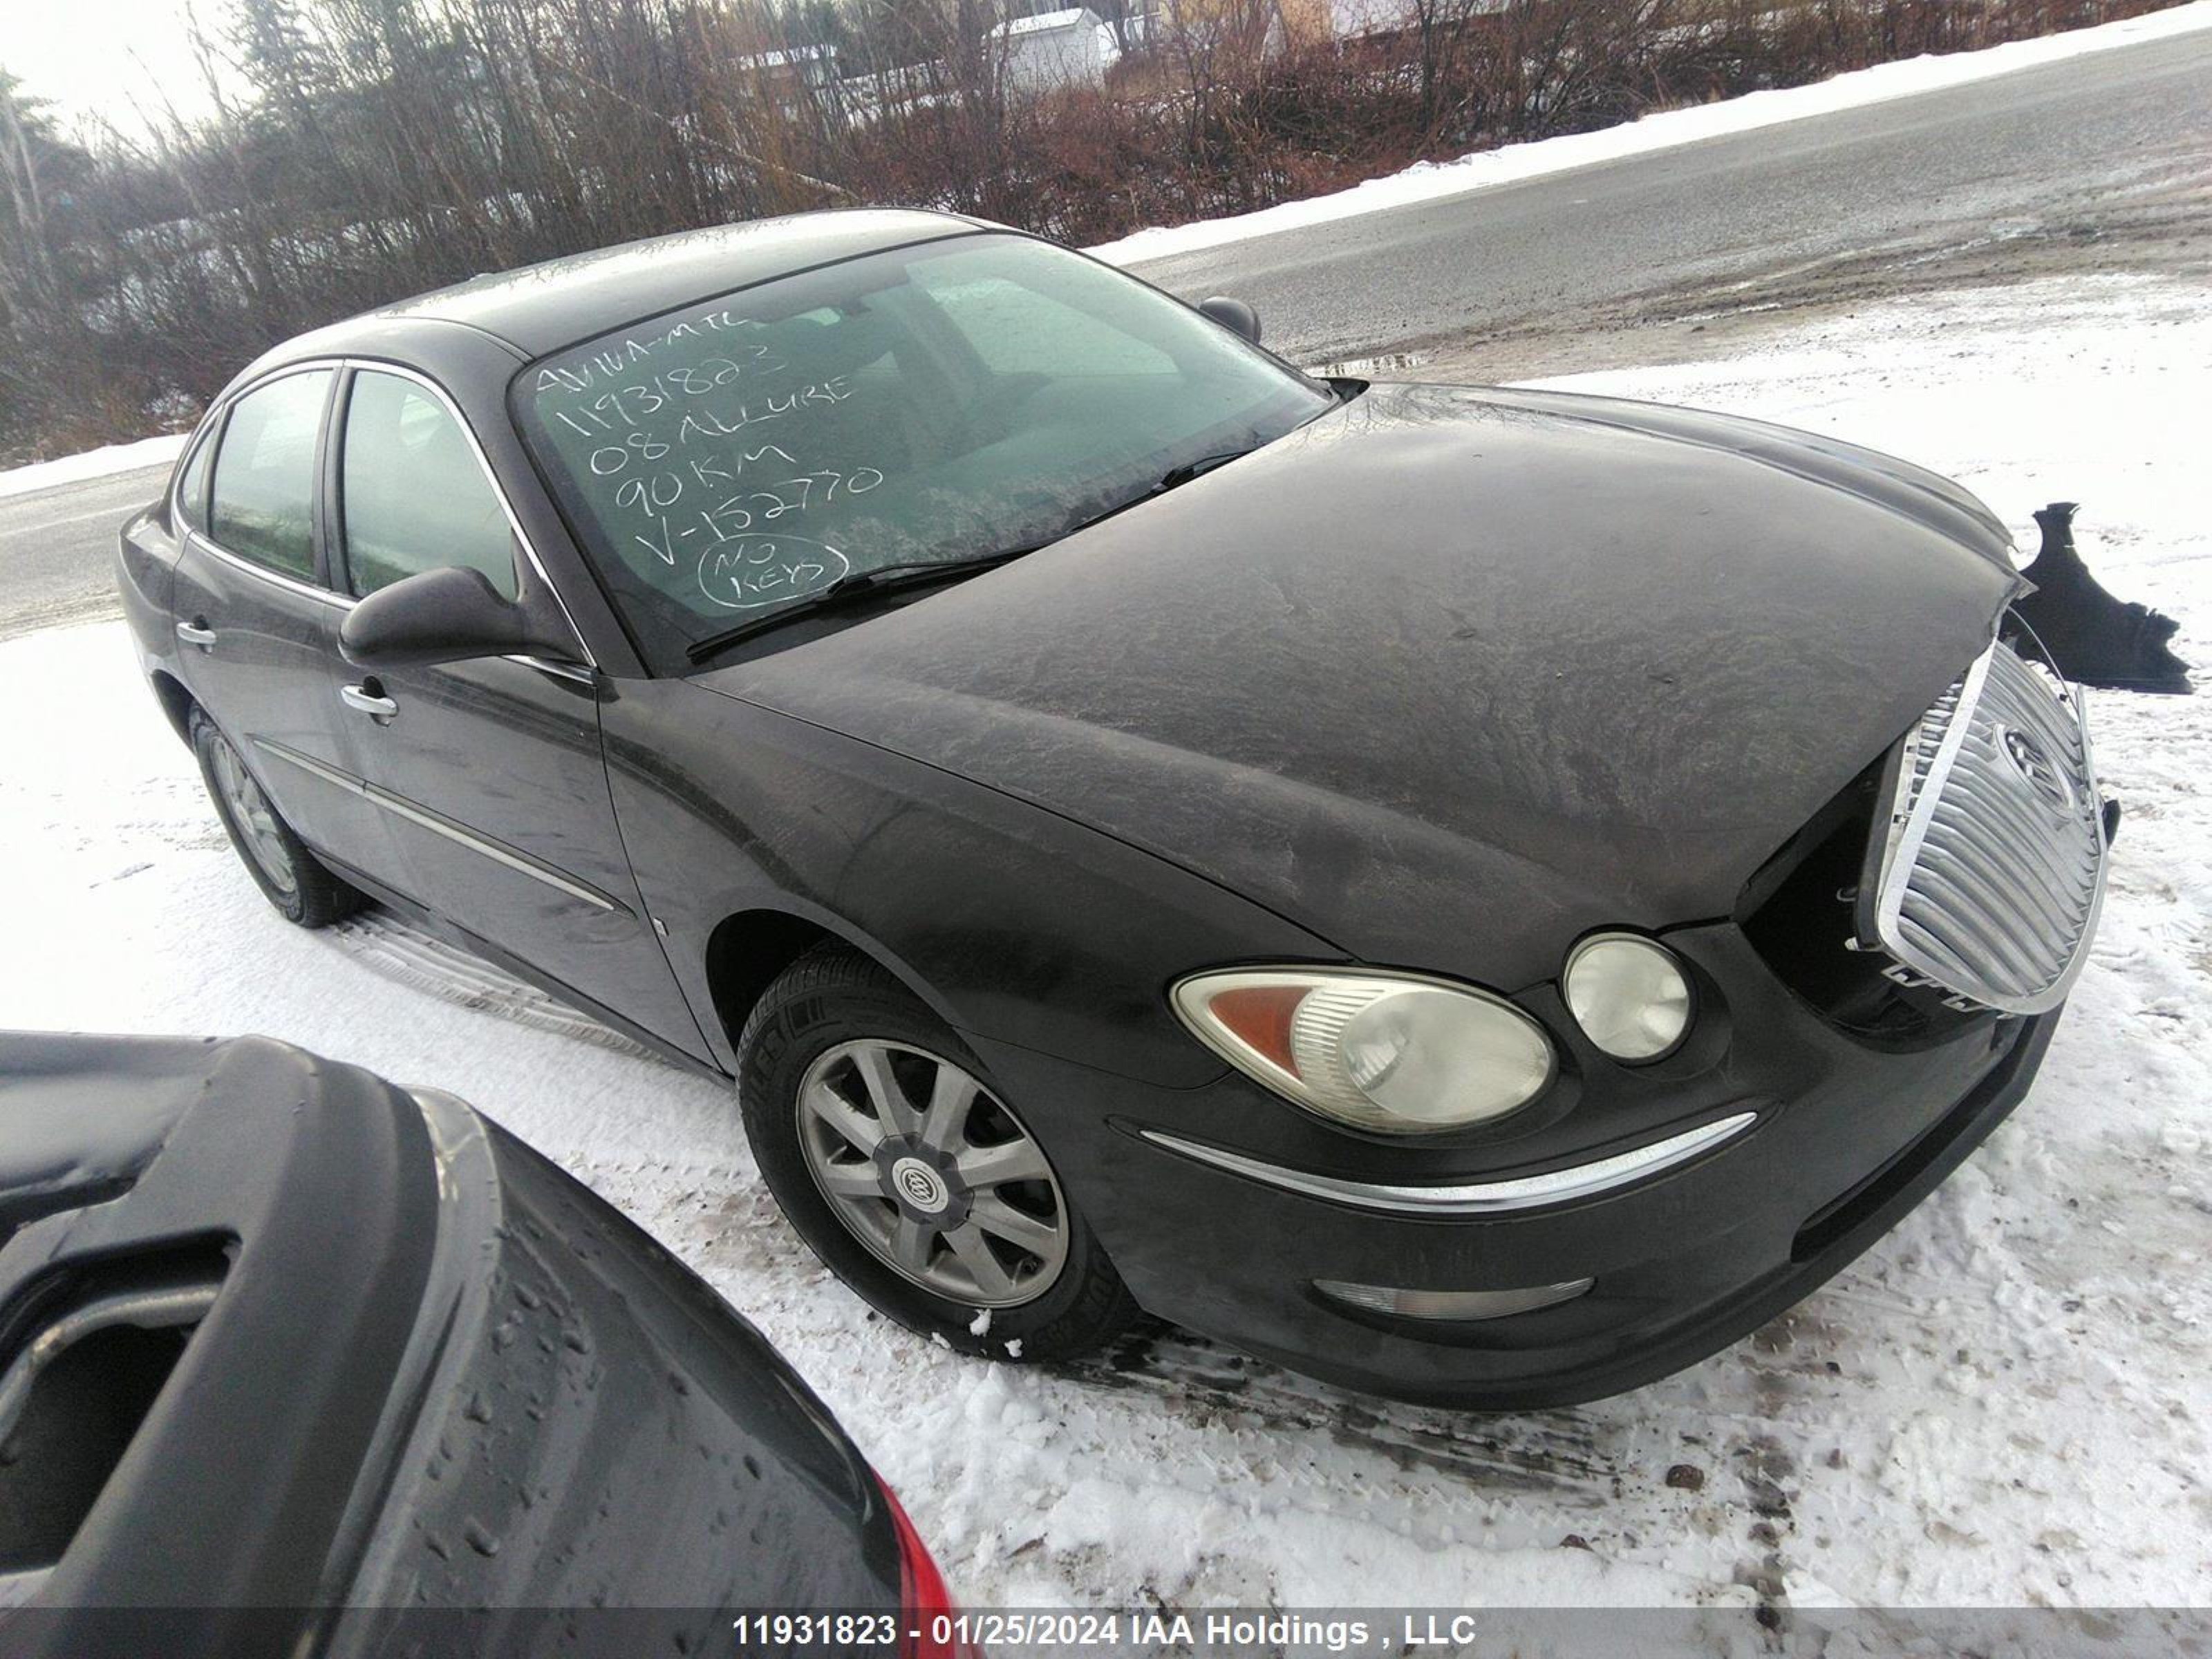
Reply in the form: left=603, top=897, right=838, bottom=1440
left=1313, top=1277, right=1593, bottom=1321
left=1563, top=932, right=1694, bottom=1062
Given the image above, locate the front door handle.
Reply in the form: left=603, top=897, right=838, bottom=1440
left=176, top=619, right=216, bottom=649
left=340, top=682, right=399, bottom=722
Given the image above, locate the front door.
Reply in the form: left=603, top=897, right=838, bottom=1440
left=324, top=365, right=709, bottom=1059
left=169, top=366, right=395, bottom=883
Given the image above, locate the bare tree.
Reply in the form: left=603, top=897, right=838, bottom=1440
left=0, top=0, right=2184, bottom=460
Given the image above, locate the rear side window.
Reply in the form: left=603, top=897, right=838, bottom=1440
left=340, top=371, right=518, bottom=599
left=209, top=371, right=331, bottom=579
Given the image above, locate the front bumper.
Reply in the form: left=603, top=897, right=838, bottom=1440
left=966, top=924, right=2060, bottom=1410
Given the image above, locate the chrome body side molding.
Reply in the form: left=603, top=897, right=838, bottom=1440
left=1138, top=1111, right=1760, bottom=1217
left=252, top=738, right=631, bottom=916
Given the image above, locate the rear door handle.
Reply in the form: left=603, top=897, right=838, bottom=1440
left=176, top=619, right=216, bottom=649
left=340, top=683, right=399, bottom=722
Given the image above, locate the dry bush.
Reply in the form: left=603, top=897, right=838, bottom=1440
left=0, top=0, right=2191, bottom=458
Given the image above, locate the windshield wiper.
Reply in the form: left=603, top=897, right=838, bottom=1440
left=684, top=551, right=1027, bottom=664
left=1151, top=446, right=1258, bottom=494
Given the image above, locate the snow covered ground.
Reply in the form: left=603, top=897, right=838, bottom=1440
left=4, top=275, right=2208, bottom=1620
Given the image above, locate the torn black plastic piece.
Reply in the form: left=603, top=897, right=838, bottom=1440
left=2009, top=503, right=2191, bottom=695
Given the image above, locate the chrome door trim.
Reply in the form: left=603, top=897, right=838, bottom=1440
left=1138, top=1110, right=1761, bottom=1217
left=253, top=738, right=632, bottom=917
left=371, top=790, right=630, bottom=915
left=252, top=738, right=369, bottom=795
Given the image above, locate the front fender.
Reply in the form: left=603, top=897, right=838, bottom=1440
left=601, top=678, right=1346, bottom=1087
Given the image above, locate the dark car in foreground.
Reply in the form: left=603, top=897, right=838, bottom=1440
left=0, top=1032, right=957, bottom=1656
left=113, top=209, right=2112, bottom=1408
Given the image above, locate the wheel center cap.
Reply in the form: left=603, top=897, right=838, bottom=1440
left=888, top=1156, right=950, bottom=1216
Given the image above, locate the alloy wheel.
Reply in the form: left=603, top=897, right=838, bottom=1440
left=210, top=738, right=298, bottom=897
left=794, top=1038, right=1067, bottom=1308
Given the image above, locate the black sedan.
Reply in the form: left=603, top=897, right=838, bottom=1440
left=114, top=209, right=2112, bottom=1408
left=0, top=1032, right=959, bottom=1656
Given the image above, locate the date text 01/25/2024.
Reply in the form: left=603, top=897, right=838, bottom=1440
left=732, top=1611, right=1506, bottom=1651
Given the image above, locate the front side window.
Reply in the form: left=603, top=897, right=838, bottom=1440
left=209, top=369, right=331, bottom=579
left=513, top=233, right=1333, bottom=669
left=340, top=371, right=518, bottom=599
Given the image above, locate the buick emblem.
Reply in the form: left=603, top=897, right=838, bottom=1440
left=889, top=1156, right=950, bottom=1216
left=1998, top=724, right=2076, bottom=814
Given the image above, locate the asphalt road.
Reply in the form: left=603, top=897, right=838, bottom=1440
left=0, top=468, right=171, bottom=642
left=5, top=22, right=2208, bottom=640
left=1130, top=23, right=2212, bottom=364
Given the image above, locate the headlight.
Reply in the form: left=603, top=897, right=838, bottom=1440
left=1562, top=932, right=1693, bottom=1062
left=1170, top=968, right=1555, bottom=1133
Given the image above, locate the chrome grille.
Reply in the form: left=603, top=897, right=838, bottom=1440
left=1858, top=636, right=2108, bottom=1015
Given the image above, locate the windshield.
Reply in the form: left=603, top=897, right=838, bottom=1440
left=512, top=232, right=1333, bottom=668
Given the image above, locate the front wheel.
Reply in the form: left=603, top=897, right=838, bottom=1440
left=738, top=944, right=1136, bottom=1361
left=189, top=709, right=364, bottom=929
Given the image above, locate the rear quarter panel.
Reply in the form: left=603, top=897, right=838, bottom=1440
left=115, top=500, right=183, bottom=711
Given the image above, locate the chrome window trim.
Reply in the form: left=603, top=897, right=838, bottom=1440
left=343, top=360, right=594, bottom=666
left=507, top=653, right=599, bottom=686
left=169, top=409, right=222, bottom=537
left=174, top=355, right=597, bottom=671
left=253, top=738, right=630, bottom=916
left=183, top=524, right=355, bottom=608
left=186, top=360, right=341, bottom=597
left=1138, top=1110, right=1760, bottom=1217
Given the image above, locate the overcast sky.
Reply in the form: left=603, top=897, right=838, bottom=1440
left=2, top=0, right=233, bottom=137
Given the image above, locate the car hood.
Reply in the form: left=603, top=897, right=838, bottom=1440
left=702, top=382, right=2021, bottom=991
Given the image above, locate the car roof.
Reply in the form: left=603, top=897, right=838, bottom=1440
left=253, top=207, right=993, bottom=373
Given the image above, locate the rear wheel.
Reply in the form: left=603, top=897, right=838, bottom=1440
left=189, top=709, right=364, bottom=929
left=738, top=944, right=1135, bottom=1360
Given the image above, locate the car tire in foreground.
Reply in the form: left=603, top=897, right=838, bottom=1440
left=739, top=942, right=1136, bottom=1360
left=189, top=708, right=364, bottom=929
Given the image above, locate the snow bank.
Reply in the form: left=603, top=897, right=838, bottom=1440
left=0, top=431, right=186, bottom=501
left=3, top=275, right=2207, bottom=1612
left=1089, top=0, right=2212, bottom=265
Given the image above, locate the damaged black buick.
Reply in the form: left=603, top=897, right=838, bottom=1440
left=117, top=209, right=2114, bottom=1408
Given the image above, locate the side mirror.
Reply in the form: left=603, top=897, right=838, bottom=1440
left=1198, top=295, right=1262, bottom=346
left=339, top=566, right=578, bottom=671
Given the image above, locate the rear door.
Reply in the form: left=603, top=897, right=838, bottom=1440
left=325, top=364, right=709, bottom=1057
left=169, top=366, right=396, bottom=885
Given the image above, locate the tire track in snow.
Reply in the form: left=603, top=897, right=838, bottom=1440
left=325, top=906, right=672, bottom=1063
left=1074, top=1324, right=1615, bottom=1497
left=1730, top=1319, right=1812, bottom=1632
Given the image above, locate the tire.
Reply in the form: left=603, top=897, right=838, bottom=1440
left=189, top=707, right=364, bottom=929
left=738, top=943, right=1136, bottom=1362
